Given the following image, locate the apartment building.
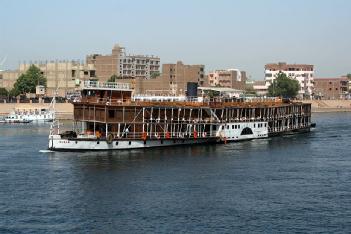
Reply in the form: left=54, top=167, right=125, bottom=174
left=22, top=61, right=95, bottom=97
left=314, top=77, right=349, bottom=99
left=208, top=69, right=247, bottom=90
left=124, top=61, right=205, bottom=95
left=163, top=61, right=205, bottom=95
left=0, top=61, right=94, bottom=97
left=86, top=44, right=160, bottom=81
left=264, top=62, right=314, bottom=97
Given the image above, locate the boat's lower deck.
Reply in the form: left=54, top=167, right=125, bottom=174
left=48, top=120, right=313, bottom=151
left=48, top=136, right=216, bottom=151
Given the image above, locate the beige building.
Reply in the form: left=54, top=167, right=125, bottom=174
left=208, top=69, right=247, bottom=90
left=21, top=61, right=95, bottom=97
left=0, top=61, right=95, bottom=97
left=0, top=70, right=20, bottom=91
left=252, top=80, right=268, bottom=96
left=86, top=44, right=160, bottom=81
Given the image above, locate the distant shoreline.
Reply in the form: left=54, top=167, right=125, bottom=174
left=312, top=108, right=351, bottom=113
left=302, top=100, right=351, bottom=113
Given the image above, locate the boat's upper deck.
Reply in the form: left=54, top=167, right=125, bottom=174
left=83, top=80, right=132, bottom=91
left=78, top=81, right=306, bottom=109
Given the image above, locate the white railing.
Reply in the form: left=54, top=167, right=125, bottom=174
left=84, top=81, right=131, bottom=90
left=75, top=131, right=217, bottom=140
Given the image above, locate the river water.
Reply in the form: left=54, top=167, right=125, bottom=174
left=0, top=112, right=350, bottom=233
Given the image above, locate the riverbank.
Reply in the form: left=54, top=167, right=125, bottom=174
left=302, top=100, right=351, bottom=112
left=0, top=103, right=73, bottom=119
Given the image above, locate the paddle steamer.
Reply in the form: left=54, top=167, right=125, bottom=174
left=48, top=81, right=313, bottom=151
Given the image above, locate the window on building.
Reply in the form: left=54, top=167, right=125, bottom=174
left=265, top=73, right=272, bottom=77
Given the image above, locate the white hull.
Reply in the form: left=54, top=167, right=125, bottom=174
left=216, top=122, right=268, bottom=142
left=48, top=121, right=270, bottom=151
left=48, top=135, right=213, bottom=151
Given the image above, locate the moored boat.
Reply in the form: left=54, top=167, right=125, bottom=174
left=48, top=81, right=314, bottom=151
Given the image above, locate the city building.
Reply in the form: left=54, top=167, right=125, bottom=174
left=314, top=77, right=349, bottom=99
left=162, top=61, right=205, bottom=95
left=252, top=80, right=268, bottom=96
left=86, top=44, right=160, bottom=81
left=0, top=61, right=95, bottom=97
left=125, top=61, right=205, bottom=95
left=0, top=70, right=20, bottom=92
left=208, top=69, right=247, bottom=90
left=264, top=62, right=314, bottom=98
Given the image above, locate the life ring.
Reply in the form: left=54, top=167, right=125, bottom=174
left=193, top=130, right=198, bottom=140
left=202, top=132, right=207, bottom=138
left=142, top=132, right=147, bottom=141
left=166, top=131, right=171, bottom=139
left=106, top=133, right=113, bottom=144
left=155, top=132, right=160, bottom=139
left=219, top=131, right=226, bottom=142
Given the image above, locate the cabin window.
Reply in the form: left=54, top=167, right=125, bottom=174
left=232, top=125, right=234, bottom=129
left=254, top=124, right=256, bottom=128
left=264, top=123, right=267, bottom=127
left=108, top=110, right=115, bottom=118
left=227, top=125, right=229, bottom=129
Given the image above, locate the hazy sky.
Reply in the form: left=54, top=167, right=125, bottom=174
left=1, top=0, right=350, bottom=80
